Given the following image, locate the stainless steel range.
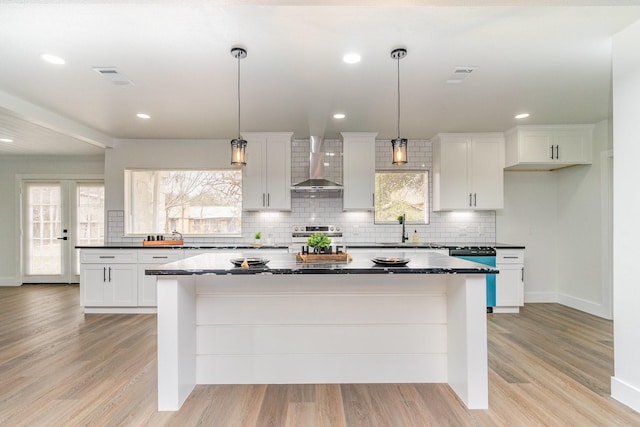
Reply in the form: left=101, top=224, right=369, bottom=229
left=291, top=224, right=343, bottom=253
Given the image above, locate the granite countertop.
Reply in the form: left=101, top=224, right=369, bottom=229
left=145, top=251, right=499, bottom=276
left=75, top=243, right=290, bottom=250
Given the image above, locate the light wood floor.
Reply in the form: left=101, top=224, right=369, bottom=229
left=1, top=285, right=639, bottom=426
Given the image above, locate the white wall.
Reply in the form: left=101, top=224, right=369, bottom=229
left=0, top=155, right=104, bottom=286
left=611, top=19, right=640, bottom=413
left=556, top=120, right=612, bottom=318
left=496, top=172, right=558, bottom=302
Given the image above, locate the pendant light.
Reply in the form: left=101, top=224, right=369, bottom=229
left=390, top=48, right=408, bottom=165
left=230, top=47, right=248, bottom=166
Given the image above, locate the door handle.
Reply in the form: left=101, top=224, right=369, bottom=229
left=57, top=236, right=68, bottom=240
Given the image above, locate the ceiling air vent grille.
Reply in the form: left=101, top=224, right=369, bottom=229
left=92, top=67, right=134, bottom=86
left=446, top=67, right=477, bottom=84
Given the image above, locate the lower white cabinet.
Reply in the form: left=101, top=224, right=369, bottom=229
left=495, top=249, right=525, bottom=313
left=137, top=250, right=184, bottom=306
left=80, top=250, right=138, bottom=307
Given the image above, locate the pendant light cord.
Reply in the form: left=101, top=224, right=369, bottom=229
left=237, top=54, right=241, bottom=139
left=397, top=56, right=401, bottom=139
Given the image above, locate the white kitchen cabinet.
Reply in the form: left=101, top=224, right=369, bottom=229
left=495, top=249, right=525, bottom=313
left=137, top=250, right=184, bottom=306
left=80, top=250, right=138, bottom=307
left=432, top=133, right=505, bottom=211
left=242, top=132, right=293, bottom=211
left=342, top=132, right=377, bottom=210
left=504, top=125, right=593, bottom=170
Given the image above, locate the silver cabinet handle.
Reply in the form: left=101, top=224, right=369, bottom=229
left=152, top=256, right=169, bottom=259
left=469, top=193, right=473, bottom=207
left=504, top=256, right=519, bottom=259
left=550, top=145, right=554, bottom=159
left=474, top=193, right=477, bottom=207
left=262, top=193, right=265, bottom=207
left=99, top=256, right=115, bottom=259
left=103, top=267, right=106, bottom=282
left=556, top=144, right=559, bottom=159
left=108, top=267, right=112, bottom=282
left=372, top=193, right=375, bottom=206
left=521, top=267, right=524, bottom=282
left=267, top=193, right=270, bottom=207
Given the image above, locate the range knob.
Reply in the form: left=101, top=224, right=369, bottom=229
left=336, top=226, right=342, bottom=232
left=329, top=226, right=335, bottom=232
left=293, top=226, right=299, bottom=232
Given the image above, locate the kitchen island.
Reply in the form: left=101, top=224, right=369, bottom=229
left=146, top=251, right=496, bottom=411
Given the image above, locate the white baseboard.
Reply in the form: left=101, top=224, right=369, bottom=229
left=557, top=293, right=611, bottom=319
left=0, top=277, right=20, bottom=286
left=524, top=292, right=557, bottom=303
left=612, top=376, right=640, bottom=413
left=492, top=307, right=520, bottom=314
left=84, top=307, right=157, bottom=314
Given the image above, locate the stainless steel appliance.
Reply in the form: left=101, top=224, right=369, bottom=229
left=291, top=224, right=343, bottom=253
left=449, top=246, right=496, bottom=313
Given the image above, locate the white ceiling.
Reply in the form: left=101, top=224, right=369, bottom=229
left=1, top=1, right=640, bottom=155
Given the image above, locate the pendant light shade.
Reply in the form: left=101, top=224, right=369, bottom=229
left=230, top=47, right=247, bottom=166
left=390, top=48, right=408, bottom=165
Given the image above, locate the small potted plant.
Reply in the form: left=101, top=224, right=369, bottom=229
left=254, top=232, right=262, bottom=244
left=306, top=232, right=332, bottom=254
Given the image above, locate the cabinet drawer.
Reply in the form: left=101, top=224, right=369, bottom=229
left=496, top=250, right=524, bottom=264
left=139, top=250, right=184, bottom=263
left=81, top=250, right=138, bottom=263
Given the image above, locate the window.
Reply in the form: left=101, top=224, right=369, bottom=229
left=374, top=170, right=429, bottom=224
left=125, top=169, right=242, bottom=236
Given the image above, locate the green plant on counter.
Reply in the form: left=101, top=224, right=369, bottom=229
left=397, top=215, right=405, bottom=224
left=306, top=232, right=331, bottom=248
left=254, top=232, right=262, bottom=240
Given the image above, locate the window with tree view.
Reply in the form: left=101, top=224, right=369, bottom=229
left=374, top=171, right=429, bottom=224
left=125, top=169, right=242, bottom=235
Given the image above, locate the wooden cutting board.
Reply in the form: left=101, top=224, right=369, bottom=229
left=296, top=252, right=352, bottom=262
left=142, top=240, right=184, bottom=246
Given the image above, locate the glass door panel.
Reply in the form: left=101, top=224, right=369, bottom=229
left=22, top=179, right=104, bottom=283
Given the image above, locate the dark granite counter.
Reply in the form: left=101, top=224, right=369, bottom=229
left=146, top=251, right=498, bottom=276
left=75, top=243, right=289, bottom=250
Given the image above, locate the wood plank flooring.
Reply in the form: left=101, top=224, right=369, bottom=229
left=1, top=284, right=639, bottom=426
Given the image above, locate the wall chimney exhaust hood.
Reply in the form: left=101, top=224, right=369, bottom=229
left=291, top=136, right=343, bottom=193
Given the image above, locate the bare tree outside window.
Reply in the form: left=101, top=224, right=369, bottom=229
left=374, top=171, right=429, bottom=224
left=125, top=169, right=242, bottom=235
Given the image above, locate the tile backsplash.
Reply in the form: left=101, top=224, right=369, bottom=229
left=108, top=138, right=496, bottom=245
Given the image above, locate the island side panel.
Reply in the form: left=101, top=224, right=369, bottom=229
left=446, top=274, right=489, bottom=409
left=157, top=276, right=197, bottom=411
left=194, top=274, right=449, bottom=384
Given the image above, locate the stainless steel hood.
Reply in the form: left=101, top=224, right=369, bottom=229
left=291, top=136, right=343, bottom=192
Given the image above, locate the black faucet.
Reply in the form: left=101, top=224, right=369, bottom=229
left=400, top=213, right=408, bottom=243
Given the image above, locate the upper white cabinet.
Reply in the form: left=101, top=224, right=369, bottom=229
left=242, top=132, right=293, bottom=211
left=432, top=133, right=505, bottom=211
left=342, top=132, right=377, bottom=210
left=504, top=125, right=593, bottom=170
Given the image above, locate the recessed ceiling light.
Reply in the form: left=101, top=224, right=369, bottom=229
left=41, top=54, right=65, bottom=65
left=0, top=138, right=13, bottom=143
left=136, top=113, right=151, bottom=119
left=515, top=113, right=530, bottom=119
left=343, top=53, right=361, bottom=64
left=333, top=113, right=346, bottom=119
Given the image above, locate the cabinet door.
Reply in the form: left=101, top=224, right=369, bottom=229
left=519, top=131, right=554, bottom=163
left=80, top=264, right=137, bottom=306
left=555, top=130, right=589, bottom=164
left=470, top=137, right=504, bottom=209
left=436, top=138, right=471, bottom=210
left=265, top=137, right=291, bottom=210
left=242, top=139, right=266, bottom=210
left=495, top=266, right=524, bottom=307
left=343, top=133, right=376, bottom=210
left=80, top=264, right=109, bottom=306
left=110, top=265, right=137, bottom=306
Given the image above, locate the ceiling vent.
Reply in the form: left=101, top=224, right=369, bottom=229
left=92, top=67, right=134, bottom=86
left=446, top=67, right=477, bottom=84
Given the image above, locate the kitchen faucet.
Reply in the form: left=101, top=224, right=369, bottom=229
left=400, top=213, right=408, bottom=243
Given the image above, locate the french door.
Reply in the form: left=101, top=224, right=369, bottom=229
left=21, top=179, right=104, bottom=284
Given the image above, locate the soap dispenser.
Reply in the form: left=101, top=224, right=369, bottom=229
left=412, top=230, right=419, bottom=243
